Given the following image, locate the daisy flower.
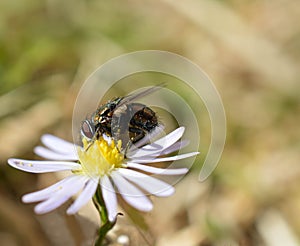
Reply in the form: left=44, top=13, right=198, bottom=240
left=7, top=127, right=198, bottom=222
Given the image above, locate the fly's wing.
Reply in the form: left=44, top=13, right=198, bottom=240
left=112, top=103, right=146, bottom=150
left=116, top=84, right=165, bottom=108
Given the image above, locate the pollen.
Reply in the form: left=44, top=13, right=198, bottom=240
left=78, top=137, right=124, bottom=177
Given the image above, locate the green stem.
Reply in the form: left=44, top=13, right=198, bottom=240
left=93, top=185, right=120, bottom=246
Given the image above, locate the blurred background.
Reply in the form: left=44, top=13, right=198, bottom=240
left=1, top=0, right=300, bottom=245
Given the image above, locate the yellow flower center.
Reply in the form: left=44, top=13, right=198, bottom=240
left=77, top=137, right=124, bottom=177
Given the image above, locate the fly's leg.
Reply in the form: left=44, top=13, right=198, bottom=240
left=84, top=126, right=101, bottom=151
left=124, top=127, right=145, bottom=157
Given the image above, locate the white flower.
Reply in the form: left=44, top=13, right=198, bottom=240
left=7, top=127, right=198, bottom=222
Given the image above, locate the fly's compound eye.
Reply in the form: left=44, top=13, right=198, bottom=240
left=81, top=120, right=95, bottom=140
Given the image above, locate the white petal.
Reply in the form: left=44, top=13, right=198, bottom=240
left=133, top=151, right=199, bottom=163
left=118, top=169, right=175, bottom=197
left=8, top=158, right=81, bottom=173
left=128, top=127, right=185, bottom=159
left=22, top=175, right=78, bottom=203
left=41, top=134, right=77, bottom=155
left=67, top=178, right=99, bottom=215
left=160, top=140, right=189, bottom=155
left=34, top=146, right=78, bottom=160
left=34, top=175, right=88, bottom=214
left=127, top=162, right=188, bottom=175
left=100, top=175, right=118, bottom=222
left=111, top=171, right=153, bottom=212
left=128, top=140, right=190, bottom=160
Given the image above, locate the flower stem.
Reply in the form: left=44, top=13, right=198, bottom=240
left=93, top=185, right=118, bottom=246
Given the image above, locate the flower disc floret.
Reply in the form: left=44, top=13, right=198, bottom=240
left=78, top=137, right=124, bottom=177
